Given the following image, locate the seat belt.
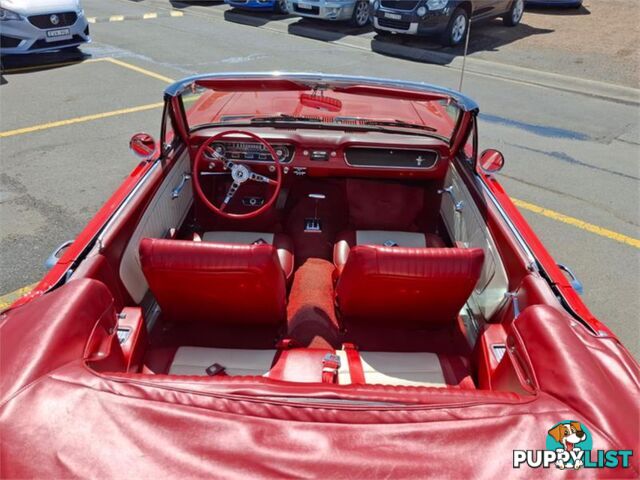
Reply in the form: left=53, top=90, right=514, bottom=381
left=205, top=363, right=228, bottom=377
left=322, top=353, right=341, bottom=384
left=342, top=343, right=366, bottom=385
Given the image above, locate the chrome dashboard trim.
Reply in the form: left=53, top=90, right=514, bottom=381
left=164, top=72, right=479, bottom=112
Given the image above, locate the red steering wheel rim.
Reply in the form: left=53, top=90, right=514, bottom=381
left=192, top=130, right=283, bottom=219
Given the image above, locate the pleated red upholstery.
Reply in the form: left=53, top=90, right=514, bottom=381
left=139, top=238, right=286, bottom=326
left=336, top=246, right=484, bottom=327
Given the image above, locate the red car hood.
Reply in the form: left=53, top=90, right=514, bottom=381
left=186, top=90, right=456, bottom=138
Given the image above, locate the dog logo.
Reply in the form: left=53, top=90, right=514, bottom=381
left=547, top=421, right=589, bottom=469
left=513, top=419, right=634, bottom=470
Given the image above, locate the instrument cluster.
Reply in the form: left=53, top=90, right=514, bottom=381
left=206, top=141, right=294, bottom=163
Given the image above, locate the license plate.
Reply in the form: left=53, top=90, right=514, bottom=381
left=298, top=3, right=313, bottom=9
left=384, top=12, right=402, bottom=20
left=45, top=28, right=71, bottom=42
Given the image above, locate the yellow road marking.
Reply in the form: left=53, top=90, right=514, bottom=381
left=512, top=198, right=640, bottom=249
left=2, top=57, right=173, bottom=84
left=87, top=16, right=96, bottom=23
left=109, top=15, right=125, bottom=22
left=0, top=283, right=37, bottom=310
left=103, top=57, right=175, bottom=84
left=0, top=102, right=164, bottom=138
left=0, top=58, right=175, bottom=138
left=0, top=200, right=637, bottom=303
left=143, top=12, right=158, bottom=19
left=1, top=57, right=105, bottom=74
left=170, top=11, right=184, bottom=17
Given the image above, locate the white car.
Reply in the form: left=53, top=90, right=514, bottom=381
left=0, top=0, right=90, bottom=54
left=287, top=0, right=372, bottom=28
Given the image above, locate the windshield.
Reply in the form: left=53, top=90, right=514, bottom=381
left=180, top=83, right=463, bottom=141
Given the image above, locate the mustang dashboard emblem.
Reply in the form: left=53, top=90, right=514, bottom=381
left=50, top=14, right=60, bottom=25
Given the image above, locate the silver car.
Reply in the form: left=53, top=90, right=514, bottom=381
left=286, top=0, right=371, bottom=27
left=0, top=0, right=90, bottom=54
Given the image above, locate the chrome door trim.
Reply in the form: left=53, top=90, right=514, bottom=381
left=476, top=175, right=539, bottom=273
left=96, top=160, right=161, bottom=251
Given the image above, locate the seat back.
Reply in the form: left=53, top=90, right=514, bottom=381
left=336, top=246, right=484, bottom=327
left=139, top=238, right=286, bottom=325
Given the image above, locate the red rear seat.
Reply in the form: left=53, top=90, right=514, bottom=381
left=335, top=246, right=484, bottom=327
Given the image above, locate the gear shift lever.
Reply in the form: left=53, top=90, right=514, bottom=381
left=305, top=193, right=325, bottom=232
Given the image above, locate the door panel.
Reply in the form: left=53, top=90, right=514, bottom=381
left=440, top=164, right=509, bottom=321
left=119, top=153, right=193, bottom=303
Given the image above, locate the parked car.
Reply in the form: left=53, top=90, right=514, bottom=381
left=1, top=72, right=638, bottom=477
left=0, top=0, right=90, bottom=54
left=372, top=0, right=524, bottom=46
left=286, top=0, right=371, bottom=27
left=526, top=0, right=582, bottom=8
left=225, top=0, right=289, bottom=14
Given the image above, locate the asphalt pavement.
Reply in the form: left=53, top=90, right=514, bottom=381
left=0, top=0, right=638, bottom=358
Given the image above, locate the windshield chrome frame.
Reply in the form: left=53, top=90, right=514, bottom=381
left=165, top=72, right=480, bottom=112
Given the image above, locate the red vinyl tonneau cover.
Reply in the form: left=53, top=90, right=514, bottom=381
left=1, top=280, right=638, bottom=478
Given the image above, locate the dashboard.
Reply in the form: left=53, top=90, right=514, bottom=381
left=193, top=128, right=450, bottom=179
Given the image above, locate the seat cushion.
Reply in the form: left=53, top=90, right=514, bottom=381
left=201, top=231, right=294, bottom=280
left=139, top=238, right=286, bottom=326
left=269, top=348, right=333, bottom=383
left=333, top=230, right=446, bottom=273
left=337, top=350, right=474, bottom=388
left=335, top=246, right=484, bottom=327
left=168, top=346, right=331, bottom=383
left=169, top=347, right=277, bottom=376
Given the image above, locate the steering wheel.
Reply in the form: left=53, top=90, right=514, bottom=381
left=192, top=130, right=283, bottom=219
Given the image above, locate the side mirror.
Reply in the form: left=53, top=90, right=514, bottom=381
left=129, top=133, right=157, bottom=160
left=479, top=149, right=505, bottom=175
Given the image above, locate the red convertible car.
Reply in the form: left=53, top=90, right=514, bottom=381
left=1, top=73, right=638, bottom=478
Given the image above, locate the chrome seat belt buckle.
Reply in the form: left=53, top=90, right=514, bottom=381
left=322, top=353, right=341, bottom=372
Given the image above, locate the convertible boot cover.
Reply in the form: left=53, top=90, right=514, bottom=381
left=0, top=361, right=636, bottom=479
left=1, top=282, right=638, bottom=478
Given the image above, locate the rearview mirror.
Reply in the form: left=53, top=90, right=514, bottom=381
left=299, top=92, right=342, bottom=112
left=479, top=149, right=505, bottom=174
left=129, top=133, right=157, bottom=160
